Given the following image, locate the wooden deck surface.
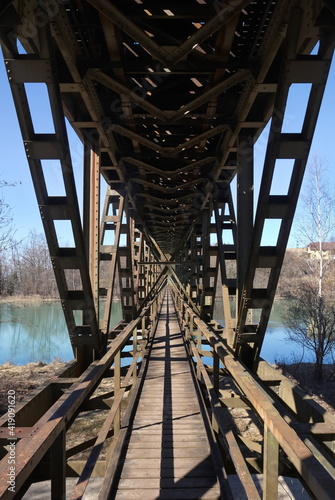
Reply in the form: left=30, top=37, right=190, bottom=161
left=113, top=293, right=221, bottom=499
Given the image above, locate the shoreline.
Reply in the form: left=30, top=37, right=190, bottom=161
left=0, top=295, right=60, bottom=303
left=0, top=360, right=69, bottom=415
left=0, top=295, right=114, bottom=303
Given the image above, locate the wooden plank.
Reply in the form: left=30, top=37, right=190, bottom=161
left=134, top=408, right=201, bottom=413
left=137, top=402, right=199, bottom=406
left=130, top=427, right=205, bottom=434
left=115, top=488, right=220, bottom=499
left=118, top=478, right=220, bottom=489
left=128, top=438, right=209, bottom=448
left=131, top=424, right=206, bottom=431
left=120, top=466, right=217, bottom=479
left=118, top=457, right=215, bottom=471
left=125, top=447, right=210, bottom=459
left=134, top=414, right=203, bottom=420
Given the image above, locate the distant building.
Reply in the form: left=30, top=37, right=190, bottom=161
left=306, top=242, right=335, bottom=259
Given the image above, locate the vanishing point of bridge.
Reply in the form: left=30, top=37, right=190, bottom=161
left=1, top=1, right=335, bottom=498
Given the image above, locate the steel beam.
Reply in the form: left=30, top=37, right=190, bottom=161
left=234, top=9, right=335, bottom=365
left=89, top=148, right=100, bottom=316
left=237, top=130, right=254, bottom=298
left=99, top=189, right=125, bottom=334
left=213, top=186, right=237, bottom=345
left=2, top=23, right=101, bottom=367
left=87, top=68, right=168, bottom=122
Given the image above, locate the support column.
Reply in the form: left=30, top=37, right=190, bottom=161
left=214, top=186, right=237, bottom=346
left=199, top=207, right=212, bottom=321
left=51, top=430, right=66, bottom=500
left=236, top=131, right=255, bottom=361
left=263, top=426, right=279, bottom=500
left=237, top=130, right=254, bottom=301
left=81, top=144, right=100, bottom=367
left=100, top=189, right=125, bottom=334
left=1, top=22, right=101, bottom=370
left=88, top=151, right=100, bottom=317
left=119, top=198, right=136, bottom=322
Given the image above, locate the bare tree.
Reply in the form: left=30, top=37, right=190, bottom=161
left=295, top=155, right=335, bottom=295
left=0, top=179, right=18, bottom=253
left=0, top=178, right=19, bottom=296
left=284, top=156, right=335, bottom=381
left=284, top=283, right=335, bottom=381
left=19, top=231, right=58, bottom=297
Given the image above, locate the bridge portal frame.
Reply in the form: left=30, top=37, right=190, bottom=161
left=1, top=2, right=335, bottom=496
left=1, top=1, right=335, bottom=371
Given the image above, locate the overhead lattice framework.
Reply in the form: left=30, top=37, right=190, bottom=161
left=1, top=0, right=335, bottom=368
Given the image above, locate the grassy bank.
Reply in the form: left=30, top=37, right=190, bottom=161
left=0, top=295, right=59, bottom=303
left=0, top=360, right=67, bottom=415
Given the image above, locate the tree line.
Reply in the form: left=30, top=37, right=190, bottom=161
left=0, top=231, right=111, bottom=298
left=0, top=231, right=59, bottom=298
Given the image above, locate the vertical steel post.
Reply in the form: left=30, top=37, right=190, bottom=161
left=200, top=207, right=212, bottom=320
left=236, top=131, right=254, bottom=361
left=90, top=150, right=100, bottom=315
left=81, top=146, right=100, bottom=367
left=214, top=190, right=237, bottom=346
left=100, top=191, right=125, bottom=334
left=83, top=142, right=91, bottom=259
left=185, top=310, right=190, bottom=340
left=189, top=313, right=194, bottom=341
left=237, top=130, right=254, bottom=304
left=2, top=23, right=101, bottom=369
left=133, top=326, right=138, bottom=381
left=114, top=350, right=121, bottom=438
left=50, top=429, right=66, bottom=500
left=142, top=315, right=146, bottom=340
left=263, top=426, right=279, bottom=500
left=197, top=323, right=202, bottom=353
left=213, top=351, right=220, bottom=394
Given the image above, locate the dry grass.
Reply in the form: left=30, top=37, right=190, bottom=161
left=276, top=362, right=335, bottom=415
left=0, top=360, right=67, bottom=415
left=0, top=295, right=58, bottom=303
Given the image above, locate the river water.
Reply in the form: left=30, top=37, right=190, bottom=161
left=0, top=299, right=321, bottom=365
left=0, top=300, right=122, bottom=365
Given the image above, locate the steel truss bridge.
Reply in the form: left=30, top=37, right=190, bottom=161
left=1, top=0, right=335, bottom=498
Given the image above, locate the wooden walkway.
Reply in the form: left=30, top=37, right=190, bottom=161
left=113, top=293, right=221, bottom=499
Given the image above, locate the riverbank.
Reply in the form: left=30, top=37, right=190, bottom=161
left=278, top=362, right=335, bottom=414
left=0, top=360, right=68, bottom=415
left=0, top=295, right=59, bottom=303
left=0, top=294, right=120, bottom=303
left=1, top=360, right=334, bottom=417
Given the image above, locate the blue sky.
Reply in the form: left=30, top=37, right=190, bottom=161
left=0, top=50, right=335, bottom=249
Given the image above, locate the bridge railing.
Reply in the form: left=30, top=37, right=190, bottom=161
left=170, top=286, right=335, bottom=500
left=0, top=286, right=165, bottom=500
